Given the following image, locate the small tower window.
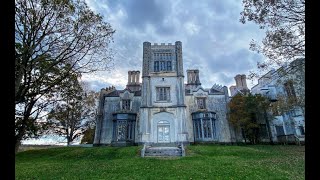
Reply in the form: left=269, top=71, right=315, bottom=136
left=122, top=100, right=131, bottom=110
left=160, top=61, right=166, bottom=71
left=154, top=61, right=159, bottom=72
left=167, top=61, right=172, bottom=71
left=284, top=81, right=297, bottom=101
left=197, top=98, right=206, bottom=109
left=156, top=87, right=170, bottom=101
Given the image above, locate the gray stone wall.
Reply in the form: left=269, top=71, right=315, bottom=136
left=185, top=88, right=232, bottom=143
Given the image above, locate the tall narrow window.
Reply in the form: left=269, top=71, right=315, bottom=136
left=156, top=87, right=170, bottom=101
left=299, top=126, right=305, bottom=135
left=275, top=125, right=285, bottom=136
left=154, top=61, right=159, bottom=72
left=284, top=81, right=296, bottom=101
left=259, top=124, right=268, bottom=138
left=160, top=61, right=166, bottom=71
left=122, top=100, right=130, bottom=110
left=197, top=98, right=206, bottom=109
left=167, top=61, right=172, bottom=71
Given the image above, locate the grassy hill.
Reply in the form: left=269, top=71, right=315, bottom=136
left=16, top=144, right=305, bottom=179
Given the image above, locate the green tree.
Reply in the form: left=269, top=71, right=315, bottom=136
left=240, top=0, right=305, bottom=77
left=15, top=0, right=115, bottom=152
left=47, top=80, right=98, bottom=145
left=81, top=127, right=96, bottom=144
left=228, top=93, right=272, bottom=144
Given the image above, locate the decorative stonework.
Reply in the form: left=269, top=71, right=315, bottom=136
left=94, top=41, right=234, bottom=147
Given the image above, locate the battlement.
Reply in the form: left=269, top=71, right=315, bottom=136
left=151, top=43, right=175, bottom=49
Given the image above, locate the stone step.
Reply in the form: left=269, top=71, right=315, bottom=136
left=144, top=147, right=182, bottom=157
left=150, top=143, right=179, bottom=147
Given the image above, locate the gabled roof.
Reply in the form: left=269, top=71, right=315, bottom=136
left=105, top=89, right=141, bottom=97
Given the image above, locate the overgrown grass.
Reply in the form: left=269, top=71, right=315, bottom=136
left=16, top=144, right=305, bottom=179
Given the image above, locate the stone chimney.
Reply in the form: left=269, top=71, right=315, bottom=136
left=186, top=69, right=201, bottom=90
left=234, top=74, right=248, bottom=90
left=126, top=71, right=141, bottom=91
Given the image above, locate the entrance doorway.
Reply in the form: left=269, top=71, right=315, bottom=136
left=157, top=121, right=170, bottom=143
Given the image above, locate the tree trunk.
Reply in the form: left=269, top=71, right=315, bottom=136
left=264, top=110, right=274, bottom=145
left=15, top=99, right=37, bottom=153
left=15, top=140, right=21, bottom=153
left=242, top=128, right=247, bottom=144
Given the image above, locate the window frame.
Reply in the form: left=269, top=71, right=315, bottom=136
left=122, top=99, right=131, bottom=110
left=154, top=61, right=159, bottom=72
left=197, top=97, right=206, bottom=109
left=156, top=87, right=170, bottom=101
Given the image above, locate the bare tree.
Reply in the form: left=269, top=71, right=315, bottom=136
left=240, top=0, right=305, bottom=78
left=15, top=0, right=115, bottom=152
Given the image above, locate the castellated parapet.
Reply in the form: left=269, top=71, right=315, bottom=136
left=151, top=43, right=176, bottom=49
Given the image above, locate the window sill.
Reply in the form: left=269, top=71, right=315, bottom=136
left=154, top=101, right=172, bottom=103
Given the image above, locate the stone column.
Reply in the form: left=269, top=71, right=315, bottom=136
left=175, top=41, right=183, bottom=77
left=235, top=74, right=243, bottom=89
left=195, top=70, right=201, bottom=85
left=142, top=42, right=151, bottom=77
left=132, top=71, right=136, bottom=83
left=142, top=42, right=151, bottom=106
left=241, top=75, right=248, bottom=89
left=128, top=71, right=131, bottom=84
left=136, top=71, right=140, bottom=84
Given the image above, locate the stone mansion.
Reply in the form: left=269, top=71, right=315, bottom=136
left=93, top=41, right=305, bottom=148
left=94, top=41, right=236, bottom=146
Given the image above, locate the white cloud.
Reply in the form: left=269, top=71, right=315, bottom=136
left=82, top=0, right=265, bottom=91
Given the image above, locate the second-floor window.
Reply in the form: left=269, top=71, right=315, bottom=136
left=154, top=61, right=172, bottom=72
left=122, top=100, right=130, bottom=110
left=156, top=87, right=170, bottom=101
left=167, top=61, right=172, bottom=71
left=154, top=61, right=159, bottom=72
left=197, top=98, right=206, bottom=109
left=284, top=81, right=296, bottom=101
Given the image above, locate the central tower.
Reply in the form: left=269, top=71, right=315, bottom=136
left=139, top=41, right=188, bottom=145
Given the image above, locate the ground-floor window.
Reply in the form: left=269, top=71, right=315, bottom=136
left=275, top=125, right=285, bottom=136
left=112, top=113, right=136, bottom=142
left=298, top=126, right=305, bottom=135
left=192, top=112, right=217, bottom=141
left=259, top=124, right=269, bottom=138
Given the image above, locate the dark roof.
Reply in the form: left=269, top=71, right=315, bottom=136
left=105, top=90, right=141, bottom=97
left=134, top=90, right=141, bottom=96
left=106, top=90, right=120, bottom=97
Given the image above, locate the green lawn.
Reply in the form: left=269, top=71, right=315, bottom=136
left=16, top=144, right=305, bottom=179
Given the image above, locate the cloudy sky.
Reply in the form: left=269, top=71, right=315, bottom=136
left=23, top=0, right=268, bottom=145
left=81, top=0, right=266, bottom=93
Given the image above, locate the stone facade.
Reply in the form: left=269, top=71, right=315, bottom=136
left=94, top=41, right=234, bottom=146
left=250, top=58, right=305, bottom=143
